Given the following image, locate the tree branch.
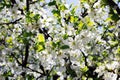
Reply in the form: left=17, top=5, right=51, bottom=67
left=26, top=0, right=29, bottom=12
left=81, top=8, right=88, bottom=18
left=107, top=0, right=120, bottom=15
left=0, top=18, right=22, bottom=25
left=22, top=44, right=29, bottom=67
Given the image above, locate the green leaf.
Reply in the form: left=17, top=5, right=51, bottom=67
left=82, top=24, right=87, bottom=29
left=35, top=34, right=45, bottom=52
left=116, top=47, right=120, bottom=57
left=67, top=77, right=73, bottom=80
left=111, top=14, right=120, bottom=22
left=60, top=45, right=70, bottom=49
left=56, top=40, right=61, bottom=46
left=23, top=31, right=33, bottom=37
left=109, top=40, right=118, bottom=47
left=67, top=67, right=77, bottom=78
left=3, top=70, right=13, bottom=77
left=37, top=34, right=45, bottom=42
left=85, top=17, right=94, bottom=27
left=8, top=57, right=14, bottom=62
left=33, top=14, right=40, bottom=22
left=63, top=34, right=69, bottom=40
left=35, top=43, right=45, bottom=52
left=81, top=66, right=88, bottom=72
left=48, top=0, right=56, bottom=6
left=75, top=30, right=80, bottom=35
left=74, top=16, right=79, bottom=22
left=26, top=74, right=35, bottom=80
left=59, top=4, right=67, bottom=11
left=102, top=50, right=108, bottom=57
left=70, top=16, right=74, bottom=23
left=26, top=12, right=32, bottom=23
left=6, top=37, right=12, bottom=43
left=78, top=21, right=84, bottom=30
left=52, top=9, right=60, bottom=17
left=51, top=41, right=57, bottom=48
left=101, top=0, right=108, bottom=6
left=71, top=6, right=78, bottom=15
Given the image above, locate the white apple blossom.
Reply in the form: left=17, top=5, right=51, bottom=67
left=104, top=72, right=117, bottom=80
left=0, top=0, right=120, bottom=79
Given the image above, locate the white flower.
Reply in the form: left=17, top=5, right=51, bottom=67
left=104, top=72, right=117, bottom=80
left=16, top=0, right=26, bottom=9
left=106, top=61, right=119, bottom=70
left=93, top=0, right=101, bottom=8
left=96, top=8, right=102, bottom=13
left=95, top=65, right=105, bottom=73
left=1, top=50, right=6, bottom=55
left=84, top=3, right=90, bottom=9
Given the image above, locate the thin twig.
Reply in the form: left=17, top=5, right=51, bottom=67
left=80, top=49, right=88, bottom=67
left=11, top=52, right=22, bottom=65
left=26, top=66, right=43, bottom=74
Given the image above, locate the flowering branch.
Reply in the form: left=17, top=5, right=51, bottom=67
left=11, top=52, right=43, bottom=74
left=80, top=49, right=98, bottom=79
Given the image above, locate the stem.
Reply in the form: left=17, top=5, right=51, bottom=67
left=26, top=0, right=29, bottom=12
left=22, top=44, right=29, bottom=67
left=80, top=49, right=88, bottom=67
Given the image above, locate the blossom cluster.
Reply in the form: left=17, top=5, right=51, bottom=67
left=0, top=0, right=120, bottom=80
